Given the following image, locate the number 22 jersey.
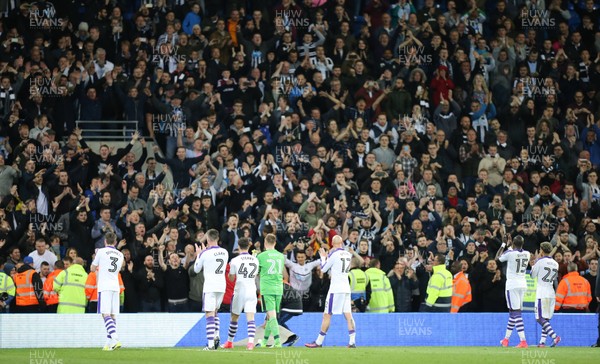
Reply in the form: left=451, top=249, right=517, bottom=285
left=194, top=246, right=229, bottom=293
left=530, top=256, right=559, bottom=298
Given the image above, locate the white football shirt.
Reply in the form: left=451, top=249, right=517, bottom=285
left=285, top=259, right=321, bottom=292
left=320, top=248, right=352, bottom=294
left=530, top=256, right=559, bottom=299
left=498, top=249, right=531, bottom=290
left=92, top=246, right=124, bottom=292
left=194, top=245, right=229, bottom=293
left=229, top=253, right=259, bottom=294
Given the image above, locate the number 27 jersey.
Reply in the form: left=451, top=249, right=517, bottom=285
left=498, top=249, right=531, bottom=290
left=194, top=246, right=229, bottom=293
left=321, top=248, right=352, bottom=294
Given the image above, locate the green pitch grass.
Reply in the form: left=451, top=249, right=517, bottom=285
left=7, top=346, right=594, bottom=364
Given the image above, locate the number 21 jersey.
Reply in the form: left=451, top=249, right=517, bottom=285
left=194, top=246, right=229, bottom=293
left=498, top=249, right=531, bottom=290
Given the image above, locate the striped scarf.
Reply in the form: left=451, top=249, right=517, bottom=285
left=0, top=87, right=15, bottom=117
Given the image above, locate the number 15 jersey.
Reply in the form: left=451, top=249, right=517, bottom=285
left=194, top=246, right=229, bottom=293
left=92, top=246, right=124, bottom=292
left=498, top=249, right=531, bottom=290
left=321, top=248, right=352, bottom=294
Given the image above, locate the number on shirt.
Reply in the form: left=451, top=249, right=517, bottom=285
left=341, top=257, right=351, bottom=273
left=238, top=262, right=258, bottom=278
left=515, top=258, right=528, bottom=274
left=215, top=258, right=225, bottom=274
left=267, top=259, right=282, bottom=274
left=108, top=257, right=118, bottom=273
left=541, top=267, right=558, bottom=283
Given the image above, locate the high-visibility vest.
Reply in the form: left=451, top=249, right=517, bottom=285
left=0, top=272, right=15, bottom=297
left=555, top=272, right=592, bottom=311
left=54, top=264, right=88, bottom=313
left=349, top=269, right=368, bottom=295
left=451, top=271, right=472, bottom=313
left=43, top=269, right=62, bottom=305
left=523, top=271, right=537, bottom=312
left=15, top=270, right=38, bottom=306
left=85, top=271, right=125, bottom=304
left=425, top=264, right=453, bottom=308
left=365, top=267, right=395, bottom=313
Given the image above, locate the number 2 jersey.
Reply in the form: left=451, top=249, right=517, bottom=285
left=530, top=256, right=559, bottom=299
left=194, top=246, right=229, bottom=293
left=229, top=252, right=259, bottom=294
left=91, top=246, right=124, bottom=292
left=498, top=248, right=531, bottom=290
left=320, top=248, right=352, bottom=294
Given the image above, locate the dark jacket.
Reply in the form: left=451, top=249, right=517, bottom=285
left=135, top=267, right=164, bottom=302
left=389, top=273, right=419, bottom=312
left=154, top=154, right=204, bottom=189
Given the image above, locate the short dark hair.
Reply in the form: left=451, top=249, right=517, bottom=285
left=238, top=237, right=250, bottom=250
left=512, top=235, right=524, bottom=249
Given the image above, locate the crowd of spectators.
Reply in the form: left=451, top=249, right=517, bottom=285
left=0, top=0, right=600, bottom=313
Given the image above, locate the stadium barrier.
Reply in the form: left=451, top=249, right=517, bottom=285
left=0, top=313, right=595, bottom=348
left=74, top=120, right=138, bottom=140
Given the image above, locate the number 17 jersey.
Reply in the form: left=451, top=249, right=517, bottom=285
left=194, top=246, right=229, bottom=293
left=498, top=249, right=531, bottom=290
left=321, top=248, right=352, bottom=294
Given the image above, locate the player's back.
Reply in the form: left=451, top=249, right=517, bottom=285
left=258, top=249, right=285, bottom=295
left=499, top=249, right=531, bottom=289
left=94, top=247, right=124, bottom=292
left=230, top=253, right=259, bottom=293
left=531, top=257, right=559, bottom=298
left=323, top=249, right=352, bottom=294
left=195, top=246, right=229, bottom=293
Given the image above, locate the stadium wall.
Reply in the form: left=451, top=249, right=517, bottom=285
left=0, top=313, right=595, bottom=348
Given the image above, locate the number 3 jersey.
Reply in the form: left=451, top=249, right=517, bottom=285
left=229, top=253, right=259, bottom=294
left=498, top=249, right=531, bottom=290
left=194, top=246, right=229, bottom=293
left=530, top=256, right=559, bottom=299
left=92, top=246, right=124, bottom=292
left=321, top=248, right=352, bottom=294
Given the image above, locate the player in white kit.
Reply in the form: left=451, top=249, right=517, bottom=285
left=306, top=235, right=356, bottom=348
left=193, top=229, right=229, bottom=351
left=222, top=237, right=259, bottom=350
left=90, top=232, right=124, bottom=351
left=496, top=235, right=531, bottom=348
left=530, top=242, right=561, bottom=347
